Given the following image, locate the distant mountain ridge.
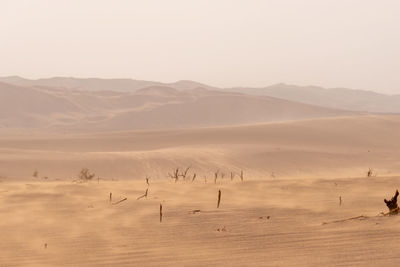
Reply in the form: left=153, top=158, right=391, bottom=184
left=0, top=76, right=217, bottom=92
left=1, top=76, right=399, bottom=113
left=227, top=83, right=400, bottom=113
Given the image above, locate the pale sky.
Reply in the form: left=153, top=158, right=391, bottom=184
left=1, top=0, right=399, bottom=93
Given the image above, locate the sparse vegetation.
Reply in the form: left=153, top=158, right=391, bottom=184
left=168, top=168, right=180, bottom=183
left=79, top=168, right=95, bottom=181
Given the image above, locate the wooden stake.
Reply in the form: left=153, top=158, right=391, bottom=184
left=339, top=196, right=342, bottom=206
left=217, top=190, right=221, bottom=208
left=109, top=192, right=112, bottom=203
left=160, top=203, right=163, bottom=223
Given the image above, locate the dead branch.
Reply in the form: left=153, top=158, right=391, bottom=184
left=137, top=188, right=149, bottom=200
left=214, top=170, right=219, bottom=184
left=322, top=215, right=369, bottom=225
left=112, top=197, right=127, bottom=205
left=384, top=189, right=399, bottom=213
left=189, top=209, right=201, bottom=214
left=217, top=189, right=221, bottom=208
left=168, top=168, right=180, bottom=183
left=179, top=166, right=191, bottom=181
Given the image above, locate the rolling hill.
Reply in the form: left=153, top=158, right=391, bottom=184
left=0, top=81, right=358, bottom=132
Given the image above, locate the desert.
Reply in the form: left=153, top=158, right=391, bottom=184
left=1, top=108, right=400, bottom=266
left=2, top=1, right=400, bottom=265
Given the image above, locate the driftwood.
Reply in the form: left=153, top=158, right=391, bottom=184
left=384, top=190, right=399, bottom=213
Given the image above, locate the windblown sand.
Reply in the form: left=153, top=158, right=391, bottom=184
left=1, top=177, right=400, bottom=266
left=1, top=115, right=400, bottom=266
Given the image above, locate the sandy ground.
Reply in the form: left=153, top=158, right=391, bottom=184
left=1, top=176, right=400, bottom=266
left=1, top=114, right=400, bottom=266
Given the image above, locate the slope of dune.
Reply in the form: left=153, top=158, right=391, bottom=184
left=91, top=93, right=357, bottom=131
left=0, top=82, right=83, bottom=128
left=0, top=115, right=399, bottom=181
left=0, top=82, right=360, bottom=132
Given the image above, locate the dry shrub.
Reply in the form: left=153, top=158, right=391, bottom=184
left=79, top=168, right=95, bottom=181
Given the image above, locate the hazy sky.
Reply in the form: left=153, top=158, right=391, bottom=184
left=1, top=0, right=399, bottom=93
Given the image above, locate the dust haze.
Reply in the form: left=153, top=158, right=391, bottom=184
left=1, top=1, right=400, bottom=266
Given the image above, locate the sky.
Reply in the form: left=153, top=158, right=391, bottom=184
left=1, top=0, right=399, bottom=93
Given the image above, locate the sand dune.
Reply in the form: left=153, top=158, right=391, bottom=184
left=1, top=78, right=399, bottom=266
left=0, top=115, right=399, bottom=181
left=3, top=76, right=400, bottom=113
left=0, top=81, right=358, bottom=132
left=1, top=113, right=400, bottom=265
